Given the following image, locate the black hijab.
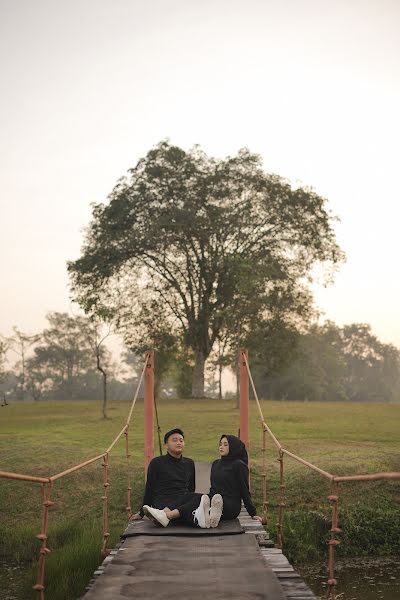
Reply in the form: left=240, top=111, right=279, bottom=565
left=220, top=434, right=248, bottom=465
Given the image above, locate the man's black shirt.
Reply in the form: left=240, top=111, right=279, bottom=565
left=139, top=453, right=196, bottom=516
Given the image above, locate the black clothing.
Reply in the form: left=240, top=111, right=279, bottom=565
left=173, top=492, right=203, bottom=525
left=139, top=453, right=196, bottom=517
left=210, top=435, right=257, bottom=519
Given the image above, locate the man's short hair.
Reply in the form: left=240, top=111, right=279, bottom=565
left=164, top=428, right=184, bottom=444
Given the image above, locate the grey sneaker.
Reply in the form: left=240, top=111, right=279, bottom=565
left=143, top=505, right=169, bottom=527
left=210, top=494, right=223, bottom=527
left=192, top=495, right=211, bottom=528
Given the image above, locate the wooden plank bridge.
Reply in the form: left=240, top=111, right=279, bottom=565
left=81, top=463, right=316, bottom=600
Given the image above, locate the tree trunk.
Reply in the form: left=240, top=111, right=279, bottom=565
left=218, top=363, right=222, bottom=400
left=21, top=354, right=25, bottom=401
left=192, top=350, right=206, bottom=398
left=96, top=350, right=107, bottom=418
left=101, top=371, right=107, bottom=418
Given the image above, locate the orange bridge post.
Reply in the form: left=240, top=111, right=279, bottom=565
left=239, top=348, right=249, bottom=455
left=144, top=350, right=155, bottom=476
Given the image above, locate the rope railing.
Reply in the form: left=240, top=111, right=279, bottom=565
left=242, top=351, right=400, bottom=600
left=0, top=352, right=150, bottom=600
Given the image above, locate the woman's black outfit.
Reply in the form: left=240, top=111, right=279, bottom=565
left=209, top=434, right=257, bottom=519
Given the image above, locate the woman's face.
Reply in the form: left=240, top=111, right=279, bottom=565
left=219, top=437, right=229, bottom=457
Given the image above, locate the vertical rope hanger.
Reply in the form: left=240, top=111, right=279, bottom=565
left=153, top=394, right=163, bottom=456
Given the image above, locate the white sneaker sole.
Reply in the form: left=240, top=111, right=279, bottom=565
left=143, top=505, right=169, bottom=527
left=197, top=495, right=211, bottom=528
left=210, top=494, right=223, bottom=528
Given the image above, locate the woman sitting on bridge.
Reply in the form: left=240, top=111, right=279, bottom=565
left=209, top=434, right=262, bottom=525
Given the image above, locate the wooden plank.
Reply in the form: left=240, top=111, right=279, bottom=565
left=238, top=507, right=317, bottom=600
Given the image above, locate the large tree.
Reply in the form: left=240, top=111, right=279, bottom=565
left=68, top=141, right=343, bottom=397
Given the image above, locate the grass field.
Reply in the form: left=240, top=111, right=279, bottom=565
left=1, top=398, right=399, bottom=599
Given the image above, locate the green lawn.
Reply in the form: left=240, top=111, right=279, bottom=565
left=1, top=398, right=399, bottom=599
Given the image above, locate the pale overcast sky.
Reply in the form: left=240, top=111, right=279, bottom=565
left=1, top=0, right=399, bottom=349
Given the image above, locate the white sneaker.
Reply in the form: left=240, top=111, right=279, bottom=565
left=143, top=505, right=169, bottom=527
left=210, top=494, right=223, bottom=528
left=192, top=495, right=211, bottom=528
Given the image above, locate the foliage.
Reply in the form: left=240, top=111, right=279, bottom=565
left=24, top=312, right=113, bottom=401
left=0, top=336, right=7, bottom=384
left=254, top=321, right=400, bottom=402
left=121, top=297, right=180, bottom=398
left=68, top=141, right=344, bottom=397
left=7, top=327, right=40, bottom=400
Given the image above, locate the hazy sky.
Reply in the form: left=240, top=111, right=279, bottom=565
left=1, top=0, right=399, bottom=350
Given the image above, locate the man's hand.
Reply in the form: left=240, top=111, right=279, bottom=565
left=252, top=515, right=263, bottom=522
left=129, top=512, right=143, bottom=522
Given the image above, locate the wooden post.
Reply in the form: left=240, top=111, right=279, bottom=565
left=144, top=351, right=154, bottom=476
left=239, top=348, right=249, bottom=454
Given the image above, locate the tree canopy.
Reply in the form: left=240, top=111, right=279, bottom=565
left=68, top=141, right=344, bottom=397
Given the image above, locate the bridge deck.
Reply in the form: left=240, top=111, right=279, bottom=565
left=81, top=463, right=316, bottom=600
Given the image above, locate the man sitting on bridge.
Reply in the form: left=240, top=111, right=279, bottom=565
left=130, top=428, right=222, bottom=528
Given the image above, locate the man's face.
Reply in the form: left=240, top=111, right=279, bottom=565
left=165, top=433, right=185, bottom=457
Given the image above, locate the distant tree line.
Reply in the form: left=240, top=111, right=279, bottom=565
left=249, top=321, right=400, bottom=403
left=0, top=313, right=138, bottom=416
left=1, top=313, right=399, bottom=405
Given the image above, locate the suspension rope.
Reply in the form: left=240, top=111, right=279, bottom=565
left=33, top=482, right=54, bottom=600
left=243, top=353, right=335, bottom=480
left=260, top=423, right=268, bottom=522
left=327, top=481, right=341, bottom=600
left=153, top=394, right=163, bottom=456
left=276, top=449, right=286, bottom=549
left=101, top=452, right=110, bottom=557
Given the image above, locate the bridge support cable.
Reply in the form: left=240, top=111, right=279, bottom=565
left=276, top=449, right=286, bottom=550
left=33, top=482, right=54, bottom=600
left=124, top=428, right=132, bottom=520
left=261, top=424, right=268, bottom=523
left=101, top=453, right=110, bottom=557
left=327, top=481, right=341, bottom=600
left=239, top=348, right=250, bottom=455
left=144, top=350, right=155, bottom=475
left=153, top=393, right=163, bottom=456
